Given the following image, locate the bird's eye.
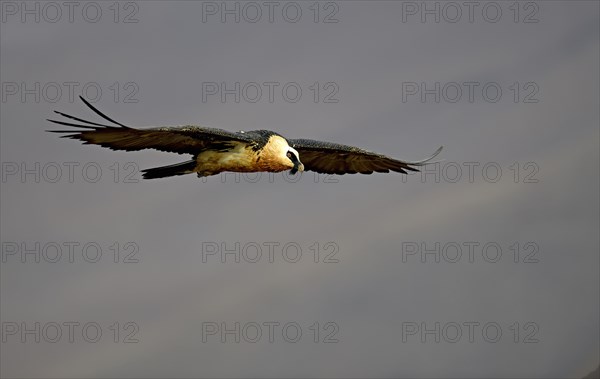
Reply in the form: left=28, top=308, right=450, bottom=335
left=287, top=152, right=293, bottom=158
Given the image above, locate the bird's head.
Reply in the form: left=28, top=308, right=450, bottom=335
left=266, top=135, right=304, bottom=174
left=286, top=146, right=304, bottom=175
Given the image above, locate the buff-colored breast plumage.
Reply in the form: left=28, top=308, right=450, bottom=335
left=195, top=136, right=292, bottom=174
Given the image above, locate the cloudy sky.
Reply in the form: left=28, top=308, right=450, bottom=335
left=1, top=1, right=598, bottom=378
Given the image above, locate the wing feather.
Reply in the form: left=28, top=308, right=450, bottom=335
left=289, top=139, right=442, bottom=175
left=47, top=96, right=251, bottom=155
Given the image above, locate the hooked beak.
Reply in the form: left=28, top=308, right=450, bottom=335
left=290, top=161, right=304, bottom=175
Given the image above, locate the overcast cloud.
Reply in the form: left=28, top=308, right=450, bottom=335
left=1, top=1, right=598, bottom=378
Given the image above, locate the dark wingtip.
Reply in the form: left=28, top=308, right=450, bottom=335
left=394, top=146, right=444, bottom=174
left=47, top=119, right=99, bottom=129
left=79, top=95, right=130, bottom=128
left=410, top=146, right=444, bottom=166
left=424, top=145, right=443, bottom=161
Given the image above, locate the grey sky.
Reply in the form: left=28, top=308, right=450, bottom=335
left=1, top=1, right=598, bottom=378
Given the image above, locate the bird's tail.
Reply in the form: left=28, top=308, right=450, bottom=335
left=141, top=160, right=197, bottom=179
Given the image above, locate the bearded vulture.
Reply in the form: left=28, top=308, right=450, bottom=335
left=47, top=96, right=442, bottom=180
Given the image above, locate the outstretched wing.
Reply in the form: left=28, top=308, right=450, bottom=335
left=47, top=96, right=251, bottom=155
left=289, top=139, right=442, bottom=175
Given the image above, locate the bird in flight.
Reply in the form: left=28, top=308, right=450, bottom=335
left=48, top=96, right=442, bottom=180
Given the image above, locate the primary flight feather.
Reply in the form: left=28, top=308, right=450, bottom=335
left=48, top=96, right=442, bottom=180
